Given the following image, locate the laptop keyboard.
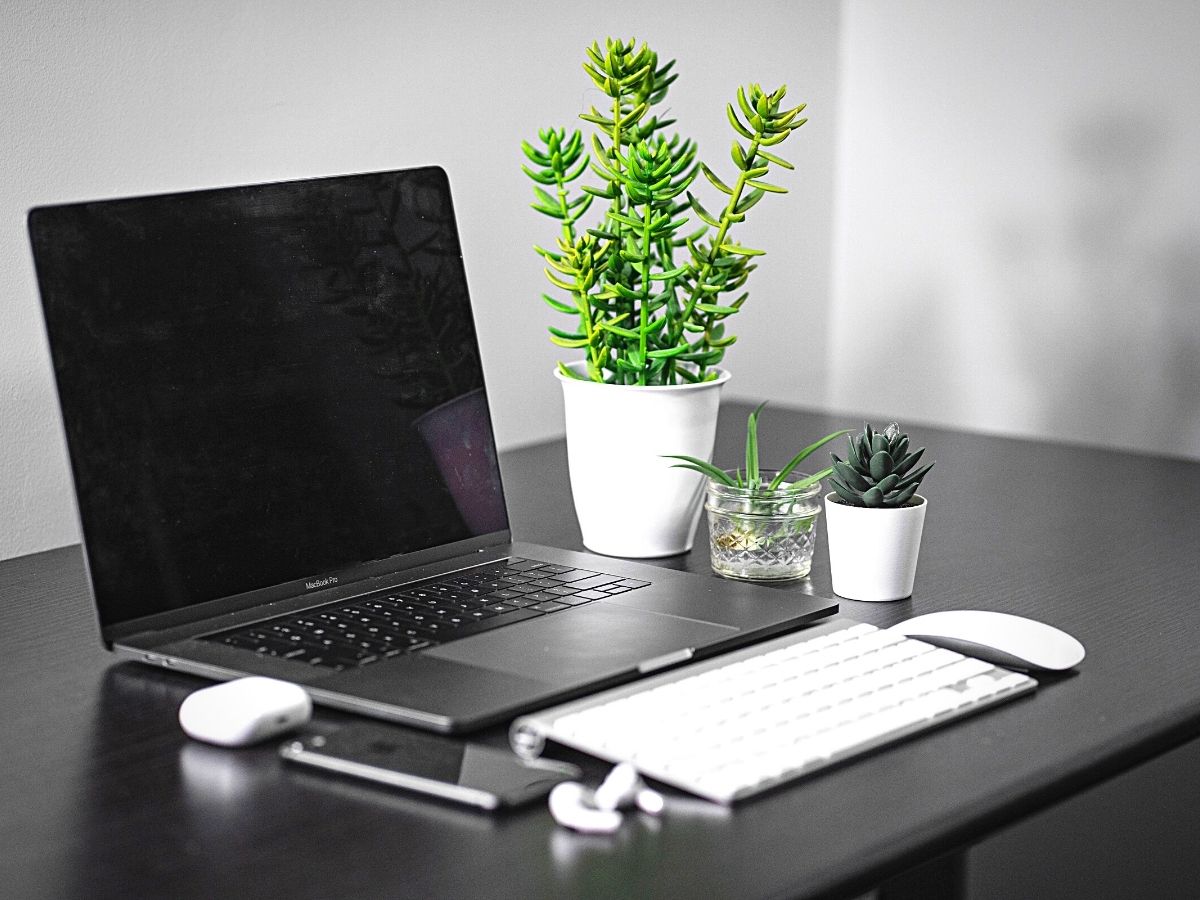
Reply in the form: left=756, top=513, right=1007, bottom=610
left=206, top=558, right=650, bottom=671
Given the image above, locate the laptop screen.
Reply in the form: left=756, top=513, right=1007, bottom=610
left=29, top=167, right=508, bottom=632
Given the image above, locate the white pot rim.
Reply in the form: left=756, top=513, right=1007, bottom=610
left=554, top=361, right=731, bottom=393
left=824, top=492, right=927, bottom=510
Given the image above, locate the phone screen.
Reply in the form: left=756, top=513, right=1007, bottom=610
left=280, top=722, right=580, bottom=809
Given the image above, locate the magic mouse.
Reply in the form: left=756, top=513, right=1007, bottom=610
left=890, top=610, right=1085, bottom=671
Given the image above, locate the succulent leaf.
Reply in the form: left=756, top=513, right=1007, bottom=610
left=827, top=423, right=934, bottom=508
left=869, top=450, right=894, bottom=481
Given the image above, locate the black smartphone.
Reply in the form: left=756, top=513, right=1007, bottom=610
left=279, top=722, right=581, bottom=810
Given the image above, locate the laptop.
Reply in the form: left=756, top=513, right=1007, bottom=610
left=27, top=166, right=837, bottom=733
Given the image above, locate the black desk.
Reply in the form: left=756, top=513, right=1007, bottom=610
left=3, top=403, right=1200, bottom=899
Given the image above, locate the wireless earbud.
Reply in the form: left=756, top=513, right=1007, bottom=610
left=549, top=763, right=666, bottom=833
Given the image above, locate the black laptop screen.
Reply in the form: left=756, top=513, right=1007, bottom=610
left=30, top=167, right=508, bottom=630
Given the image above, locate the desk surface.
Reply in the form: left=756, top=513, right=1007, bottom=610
left=3, top=403, right=1200, bottom=899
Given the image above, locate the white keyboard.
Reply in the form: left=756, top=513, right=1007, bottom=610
left=510, top=618, right=1037, bottom=804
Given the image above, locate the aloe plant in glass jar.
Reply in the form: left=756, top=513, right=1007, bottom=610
left=667, top=404, right=848, bottom=581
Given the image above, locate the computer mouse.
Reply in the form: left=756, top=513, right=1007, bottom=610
left=179, top=676, right=312, bottom=746
left=890, top=610, right=1085, bottom=671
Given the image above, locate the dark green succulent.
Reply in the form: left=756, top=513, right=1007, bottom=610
left=828, top=423, right=933, bottom=508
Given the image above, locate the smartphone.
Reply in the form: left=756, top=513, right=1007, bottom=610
left=279, top=722, right=581, bottom=810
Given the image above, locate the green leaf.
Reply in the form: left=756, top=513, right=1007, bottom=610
left=649, top=266, right=688, bottom=282
left=700, top=163, right=734, bottom=195
left=687, top=192, right=721, bottom=229
left=746, top=180, right=787, bottom=194
left=720, top=244, right=766, bottom=257
left=549, top=334, right=590, bottom=349
left=869, top=450, right=895, bottom=480
left=832, top=458, right=870, bottom=492
left=726, top=103, right=754, bottom=140
left=695, top=303, right=740, bottom=315
left=768, top=430, right=853, bottom=490
left=732, top=141, right=748, bottom=170
left=829, top=479, right=862, bottom=506
left=757, top=149, right=794, bottom=170
left=521, top=141, right=551, bottom=165
left=533, top=186, right=559, bottom=209
left=737, top=85, right=756, bottom=123
left=734, top=189, right=766, bottom=215
left=541, top=293, right=577, bottom=314
left=521, top=165, right=558, bottom=186
left=543, top=270, right=578, bottom=292
left=894, top=447, right=924, bottom=478
left=875, top=473, right=901, bottom=496
left=745, top=401, right=767, bottom=486
left=557, top=360, right=588, bottom=381
left=598, top=320, right=642, bottom=340
left=895, top=462, right=934, bottom=492
left=782, top=466, right=834, bottom=493
left=647, top=344, right=689, bottom=359
left=663, top=455, right=736, bottom=486
left=579, top=111, right=615, bottom=127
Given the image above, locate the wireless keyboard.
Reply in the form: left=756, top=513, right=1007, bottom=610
left=510, top=618, right=1037, bottom=804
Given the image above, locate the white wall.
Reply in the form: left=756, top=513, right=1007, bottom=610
left=7, top=1, right=1198, bottom=562
left=831, top=0, right=1200, bottom=457
left=0, top=0, right=841, bottom=560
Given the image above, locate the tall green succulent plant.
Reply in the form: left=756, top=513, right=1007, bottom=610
left=522, top=37, right=807, bottom=386
left=828, top=423, right=934, bottom=508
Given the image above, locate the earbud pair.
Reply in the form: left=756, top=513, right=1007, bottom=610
left=548, top=763, right=665, bottom=833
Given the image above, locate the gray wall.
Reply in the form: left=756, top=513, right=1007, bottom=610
left=3, top=0, right=1198, bottom=562
left=0, top=0, right=841, bottom=560
left=831, top=0, right=1200, bottom=457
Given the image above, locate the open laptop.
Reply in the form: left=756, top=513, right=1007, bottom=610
left=28, top=166, right=837, bottom=733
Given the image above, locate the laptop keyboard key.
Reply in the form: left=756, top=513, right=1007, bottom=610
left=566, top=574, right=622, bottom=590
left=545, top=569, right=599, bottom=583
left=531, top=600, right=571, bottom=613
left=574, top=590, right=610, bottom=601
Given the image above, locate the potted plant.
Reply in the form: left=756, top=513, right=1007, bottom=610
left=824, top=423, right=935, bottom=601
left=667, top=404, right=848, bottom=581
left=521, top=37, right=808, bottom=557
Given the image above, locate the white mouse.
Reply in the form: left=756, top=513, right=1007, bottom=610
left=890, top=610, right=1085, bottom=671
left=179, top=676, right=312, bottom=746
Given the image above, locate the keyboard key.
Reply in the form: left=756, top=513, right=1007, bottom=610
left=550, top=594, right=595, bottom=607
left=531, top=600, right=571, bottom=612
left=567, top=574, right=622, bottom=590
left=544, top=586, right=580, bottom=597
left=574, top=590, right=611, bottom=601
left=545, top=568, right=599, bottom=583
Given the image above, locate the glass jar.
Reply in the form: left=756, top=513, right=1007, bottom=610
left=705, top=470, right=823, bottom=581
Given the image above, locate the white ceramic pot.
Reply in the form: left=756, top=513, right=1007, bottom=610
left=556, top=363, right=730, bottom=557
left=824, top=493, right=928, bottom=601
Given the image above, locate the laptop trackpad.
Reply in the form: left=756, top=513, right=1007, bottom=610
left=425, top=602, right=735, bottom=683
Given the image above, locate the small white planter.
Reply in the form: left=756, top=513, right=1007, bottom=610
left=556, top=363, right=729, bottom=557
left=824, top=493, right=928, bottom=601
